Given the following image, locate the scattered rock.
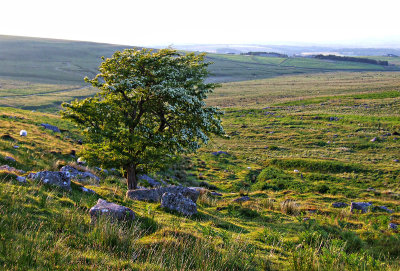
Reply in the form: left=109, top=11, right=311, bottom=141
left=19, top=130, right=27, bottom=137
left=138, top=174, right=160, bottom=187
left=16, top=176, right=26, bottom=183
left=89, top=199, right=135, bottom=223
left=81, top=186, right=96, bottom=194
left=13, top=145, right=19, bottom=149
left=40, top=123, right=60, bottom=133
left=161, top=192, right=197, bottom=216
left=393, top=159, right=399, bottom=163
left=293, top=169, right=300, bottom=173
left=211, top=151, right=229, bottom=156
left=28, top=171, right=71, bottom=191
left=350, top=202, right=372, bottom=213
left=370, top=137, right=378, bottom=142
left=389, top=223, right=398, bottom=230
left=0, top=165, right=25, bottom=174
left=126, top=186, right=200, bottom=203
left=332, top=202, right=348, bottom=208
left=233, top=196, right=250, bottom=203
left=366, top=187, right=376, bottom=192
left=4, top=156, right=16, bottom=162
left=60, top=165, right=99, bottom=183
left=210, top=192, right=223, bottom=197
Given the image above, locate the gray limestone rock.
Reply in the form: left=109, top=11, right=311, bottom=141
left=60, top=165, right=99, bottom=183
left=350, top=202, right=372, bottom=213
left=89, top=199, right=135, bottom=223
left=40, top=123, right=61, bottom=133
left=161, top=192, right=197, bottom=216
left=28, top=171, right=71, bottom=191
left=126, top=185, right=199, bottom=203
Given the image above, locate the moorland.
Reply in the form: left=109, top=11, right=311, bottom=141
left=0, top=36, right=400, bottom=270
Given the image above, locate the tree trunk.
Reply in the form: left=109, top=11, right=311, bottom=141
left=126, top=165, right=137, bottom=190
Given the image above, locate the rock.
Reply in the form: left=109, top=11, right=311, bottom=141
left=366, top=187, right=376, bottom=192
left=138, top=174, right=160, bottom=187
left=89, top=199, right=135, bottom=223
left=40, top=123, right=60, bottom=133
left=211, top=151, right=229, bottom=156
left=19, top=130, right=27, bottom=137
left=294, top=169, right=300, bottom=173
left=161, top=192, right=197, bottom=216
left=210, top=192, right=223, bottom=197
left=16, top=176, right=26, bottom=183
left=0, top=165, right=25, bottom=174
left=28, top=171, right=71, bottom=191
left=13, top=145, right=19, bottom=149
left=389, top=223, right=398, bottom=230
left=373, top=206, right=394, bottom=213
left=126, top=188, right=160, bottom=202
left=332, top=202, right=348, bottom=208
left=4, top=156, right=16, bottom=162
left=233, top=196, right=250, bottom=203
left=126, top=185, right=200, bottom=203
left=81, top=186, right=96, bottom=194
left=370, top=137, right=378, bottom=142
left=393, top=159, right=399, bottom=163
left=60, top=165, right=99, bottom=183
left=350, top=202, right=372, bottom=213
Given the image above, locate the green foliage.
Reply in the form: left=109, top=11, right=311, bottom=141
left=61, top=48, right=224, bottom=188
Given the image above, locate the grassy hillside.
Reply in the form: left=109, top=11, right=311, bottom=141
left=1, top=35, right=399, bottom=86
left=1, top=69, right=400, bottom=269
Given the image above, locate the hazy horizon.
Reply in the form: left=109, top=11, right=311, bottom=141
left=1, top=0, right=400, bottom=48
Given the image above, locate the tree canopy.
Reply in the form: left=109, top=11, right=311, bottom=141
left=61, top=48, right=224, bottom=189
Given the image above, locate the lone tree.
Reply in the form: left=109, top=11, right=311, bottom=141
left=61, top=48, right=224, bottom=190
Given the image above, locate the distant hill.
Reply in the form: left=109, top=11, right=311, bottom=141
left=1, top=35, right=400, bottom=85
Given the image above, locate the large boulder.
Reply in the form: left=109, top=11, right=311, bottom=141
left=28, top=171, right=71, bottom=191
left=161, top=192, right=197, bottom=216
left=126, top=188, right=160, bottom=202
left=89, top=199, right=135, bottom=223
left=350, top=202, right=372, bottom=213
left=126, top=186, right=200, bottom=203
left=60, top=165, right=99, bottom=183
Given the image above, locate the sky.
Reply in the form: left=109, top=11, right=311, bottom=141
left=1, top=0, right=400, bottom=47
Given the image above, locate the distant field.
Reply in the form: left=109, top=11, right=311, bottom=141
left=208, top=71, right=400, bottom=108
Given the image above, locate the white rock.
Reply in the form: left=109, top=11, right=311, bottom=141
left=77, top=157, right=86, bottom=165
left=294, top=169, right=300, bottom=173
left=19, top=130, right=27, bottom=137
left=247, top=167, right=251, bottom=169
left=43, top=179, right=49, bottom=184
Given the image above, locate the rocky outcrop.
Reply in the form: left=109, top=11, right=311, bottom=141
left=89, top=199, right=135, bottom=223
left=28, top=171, right=71, bottom=191
left=161, top=192, right=197, bottom=216
left=350, top=202, right=372, bottom=213
left=126, top=186, right=200, bottom=203
left=60, top=165, right=99, bottom=183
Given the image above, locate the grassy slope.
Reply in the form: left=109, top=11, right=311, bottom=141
left=1, top=70, right=400, bottom=269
